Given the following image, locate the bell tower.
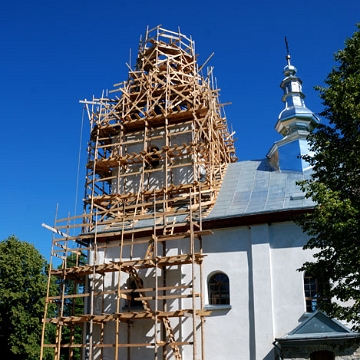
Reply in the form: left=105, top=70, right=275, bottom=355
left=40, top=26, right=237, bottom=360
left=84, top=25, right=237, bottom=225
left=267, top=47, right=320, bottom=172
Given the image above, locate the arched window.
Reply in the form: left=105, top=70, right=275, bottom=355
left=304, top=272, right=328, bottom=313
left=310, top=350, right=334, bottom=360
left=208, top=272, right=230, bottom=305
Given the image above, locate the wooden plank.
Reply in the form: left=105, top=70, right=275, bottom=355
left=134, top=293, right=199, bottom=301
left=51, top=253, right=204, bottom=277
left=45, top=307, right=211, bottom=324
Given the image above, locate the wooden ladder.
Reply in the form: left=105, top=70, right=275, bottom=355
left=161, top=316, right=182, bottom=360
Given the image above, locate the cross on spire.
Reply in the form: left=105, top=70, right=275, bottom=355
left=285, top=36, right=290, bottom=56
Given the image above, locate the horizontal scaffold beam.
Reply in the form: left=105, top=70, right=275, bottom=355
left=51, top=253, right=205, bottom=277
left=45, top=309, right=212, bottom=325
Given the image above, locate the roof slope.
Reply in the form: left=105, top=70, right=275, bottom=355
left=207, top=159, right=314, bottom=220
left=276, top=311, right=359, bottom=342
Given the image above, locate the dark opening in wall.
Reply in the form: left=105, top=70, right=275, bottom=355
left=127, top=277, right=144, bottom=308
left=145, top=146, right=160, bottom=169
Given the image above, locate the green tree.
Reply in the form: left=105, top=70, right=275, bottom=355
left=0, top=236, right=48, bottom=359
left=297, top=25, right=360, bottom=329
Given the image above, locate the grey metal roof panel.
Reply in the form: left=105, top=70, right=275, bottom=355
left=276, top=311, right=359, bottom=342
left=207, top=159, right=314, bottom=220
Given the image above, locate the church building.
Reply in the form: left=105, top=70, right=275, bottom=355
left=41, top=26, right=360, bottom=360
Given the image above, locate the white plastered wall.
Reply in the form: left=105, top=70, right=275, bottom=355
left=201, top=221, right=315, bottom=360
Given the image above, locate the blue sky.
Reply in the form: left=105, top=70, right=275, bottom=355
left=1, top=0, right=359, bottom=260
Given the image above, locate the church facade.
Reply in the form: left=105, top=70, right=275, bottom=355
left=41, top=26, right=359, bottom=360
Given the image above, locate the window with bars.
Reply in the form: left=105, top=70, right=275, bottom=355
left=208, top=272, right=230, bottom=305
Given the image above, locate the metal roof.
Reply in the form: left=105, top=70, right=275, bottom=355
left=276, top=311, right=359, bottom=342
left=206, top=159, right=314, bottom=220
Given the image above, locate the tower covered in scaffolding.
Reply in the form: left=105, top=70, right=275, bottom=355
left=41, top=25, right=236, bottom=360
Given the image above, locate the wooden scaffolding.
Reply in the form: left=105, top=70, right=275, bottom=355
left=40, top=25, right=237, bottom=360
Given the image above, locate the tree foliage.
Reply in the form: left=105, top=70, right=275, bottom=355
left=297, top=25, right=360, bottom=329
left=0, top=236, right=48, bottom=360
